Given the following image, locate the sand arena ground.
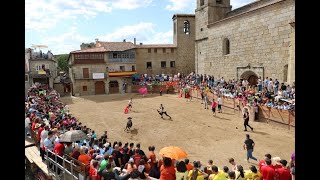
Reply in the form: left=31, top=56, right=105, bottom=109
left=61, top=93, right=294, bottom=168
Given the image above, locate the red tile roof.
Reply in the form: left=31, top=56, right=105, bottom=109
left=97, top=41, right=136, bottom=51
left=70, top=47, right=106, bottom=53
left=135, top=44, right=177, bottom=48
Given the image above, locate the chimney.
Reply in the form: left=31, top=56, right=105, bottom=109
left=134, top=38, right=136, bottom=45
left=123, top=39, right=126, bottom=42
left=140, top=42, right=143, bottom=45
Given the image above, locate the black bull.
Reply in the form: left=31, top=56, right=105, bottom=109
left=125, top=119, right=132, bottom=131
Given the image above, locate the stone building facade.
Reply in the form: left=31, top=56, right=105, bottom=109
left=135, top=14, right=195, bottom=76
left=195, top=0, right=295, bottom=85
left=25, top=48, right=57, bottom=95
left=69, top=42, right=137, bottom=96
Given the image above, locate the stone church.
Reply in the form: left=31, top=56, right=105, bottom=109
left=195, top=0, right=295, bottom=85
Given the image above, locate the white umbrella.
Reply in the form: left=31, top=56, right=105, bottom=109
left=59, top=130, right=87, bottom=142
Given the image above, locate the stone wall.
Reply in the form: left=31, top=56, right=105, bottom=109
left=135, top=48, right=178, bottom=75
left=72, top=64, right=106, bottom=79
left=196, top=0, right=295, bottom=83
left=175, top=15, right=196, bottom=74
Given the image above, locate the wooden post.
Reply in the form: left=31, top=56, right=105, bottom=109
left=233, top=98, right=235, bottom=113
left=267, top=107, right=271, bottom=124
left=288, top=110, right=291, bottom=130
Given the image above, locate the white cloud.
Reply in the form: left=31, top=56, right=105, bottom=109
left=165, top=0, right=194, bottom=11
left=164, top=0, right=255, bottom=12
left=25, top=0, right=113, bottom=32
left=231, top=0, right=256, bottom=9
left=111, top=0, right=153, bottom=10
left=143, top=30, right=173, bottom=44
left=39, top=22, right=173, bottom=54
left=25, top=0, right=154, bottom=32
left=40, top=27, right=91, bottom=54
left=97, top=22, right=156, bottom=42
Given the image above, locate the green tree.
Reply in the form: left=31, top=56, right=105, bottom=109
left=56, top=54, right=69, bottom=72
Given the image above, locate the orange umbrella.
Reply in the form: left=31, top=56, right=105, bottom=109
left=159, top=146, right=188, bottom=160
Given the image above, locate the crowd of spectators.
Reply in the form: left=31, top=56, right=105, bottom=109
left=25, top=82, right=295, bottom=180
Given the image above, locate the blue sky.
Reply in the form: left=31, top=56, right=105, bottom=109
left=25, top=0, right=255, bottom=55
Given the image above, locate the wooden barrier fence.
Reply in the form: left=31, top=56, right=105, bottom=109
left=188, top=89, right=295, bottom=130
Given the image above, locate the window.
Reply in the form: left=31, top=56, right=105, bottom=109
left=148, top=49, right=151, bottom=53
left=83, top=68, right=89, bottom=78
left=184, top=20, right=190, bottom=34
left=200, top=28, right=203, bottom=31
left=120, top=66, right=125, bottom=71
left=146, top=62, right=152, bottom=69
left=113, top=53, right=117, bottom=58
left=171, top=48, right=174, bottom=53
left=132, top=65, right=135, bottom=72
left=83, top=86, right=87, bottom=91
left=163, top=48, right=166, bottom=53
left=35, top=64, right=41, bottom=71
left=170, top=61, right=175, bottom=68
left=154, top=48, right=157, bottom=53
left=216, top=0, right=222, bottom=4
left=223, top=38, right=230, bottom=55
left=200, top=0, right=204, bottom=6
left=161, top=61, right=166, bottom=68
left=25, top=74, right=29, bottom=82
left=174, top=22, right=176, bottom=35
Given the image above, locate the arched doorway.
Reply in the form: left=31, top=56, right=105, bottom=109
left=95, top=81, right=105, bottom=95
left=109, top=81, right=119, bottom=94
left=240, top=71, right=258, bottom=85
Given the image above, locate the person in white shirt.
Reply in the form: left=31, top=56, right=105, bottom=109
left=257, top=76, right=262, bottom=92
left=128, top=98, right=133, bottom=111
left=217, top=96, right=223, bottom=113
left=40, top=126, right=49, bottom=161
left=275, top=89, right=284, bottom=102
left=25, top=114, right=31, bottom=137
left=264, top=77, right=269, bottom=88
left=268, top=78, right=274, bottom=92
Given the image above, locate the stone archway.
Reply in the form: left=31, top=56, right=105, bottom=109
left=240, top=71, right=258, bottom=85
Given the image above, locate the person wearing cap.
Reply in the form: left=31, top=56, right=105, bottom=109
left=272, top=157, right=282, bottom=170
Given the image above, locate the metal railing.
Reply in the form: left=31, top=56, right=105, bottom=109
left=45, top=149, right=79, bottom=180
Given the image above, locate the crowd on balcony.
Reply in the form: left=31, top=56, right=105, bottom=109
left=25, top=82, right=295, bottom=180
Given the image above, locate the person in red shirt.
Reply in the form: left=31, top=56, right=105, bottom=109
left=160, top=157, right=175, bottom=180
left=259, top=154, right=272, bottom=171
left=147, top=146, right=157, bottom=168
left=133, top=149, right=142, bottom=167
left=261, top=158, right=276, bottom=180
left=37, top=123, right=45, bottom=143
left=185, top=158, right=194, bottom=171
left=276, top=159, right=292, bottom=180
left=53, top=141, right=65, bottom=175
left=273, top=157, right=283, bottom=170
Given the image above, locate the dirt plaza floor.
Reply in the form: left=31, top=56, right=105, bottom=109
left=61, top=93, right=295, bottom=168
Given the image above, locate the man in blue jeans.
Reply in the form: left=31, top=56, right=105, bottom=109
left=243, top=134, right=258, bottom=162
